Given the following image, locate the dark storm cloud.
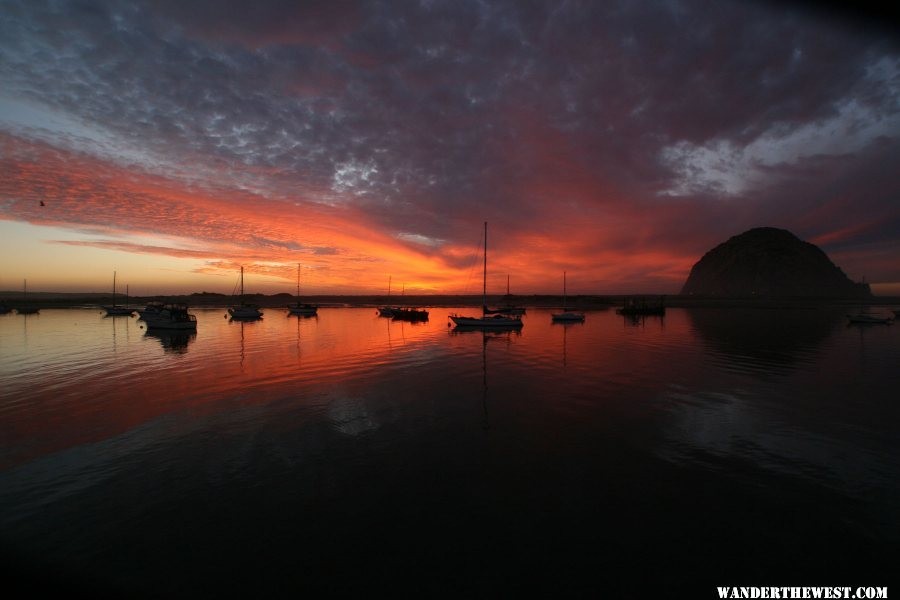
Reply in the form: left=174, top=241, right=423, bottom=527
left=1, top=0, right=898, bottom=287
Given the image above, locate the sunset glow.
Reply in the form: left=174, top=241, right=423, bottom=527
left=1, top=1, right=898, bottom=295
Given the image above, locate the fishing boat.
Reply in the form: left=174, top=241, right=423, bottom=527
left=228, top=266, right=263, bottom=320
left=287, top=263, right=317, bottom=316
left=15, top=279, right=39, bottom=314
left=450, top=223, right=524, bottom=328
left=847, top=313, right=893, bottom=324
left=103, top=272, right=133, bottom=316
left=142, top=303, right=197, bottom=330
left=551, top=271, right=585, bottom=322
left=377, top=276, right=398, bottom=317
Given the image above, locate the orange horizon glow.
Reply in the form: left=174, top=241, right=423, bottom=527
left=0, top=132, right=713, bottom=296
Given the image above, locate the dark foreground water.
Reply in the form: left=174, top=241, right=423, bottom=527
left=1, top=306, right=898, bottom=596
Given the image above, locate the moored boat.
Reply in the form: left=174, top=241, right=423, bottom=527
left=392, top=307, right=429, bottom=322
left=616, top=296, right=666, bottom=316
left=287, top=263, right=317, bottom=316
left=847, top=313, right=892, bottom=324
left=449, top=222, right=524, bottom=329
left=142, top=303, right=198, bottom=330
left=551, top=272, right=585, bottom=322
left=103, top=273, right=133, bottom=316
left=228, top=266, right=262, bottom=320
left=377, top=276, right=399, bottom=317
left=14, top=279, right=39, bottom=314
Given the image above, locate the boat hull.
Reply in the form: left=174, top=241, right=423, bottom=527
left=288, top=305, right=318, bottom=316
left=552, top=312, right=585, bottom=322
left=847, top=314, right=892, bottom=324
left=450, top=315, right=523, bottom=328
left=392, top=308, right=429, bottom=322
left=229, top=306, right=263, bottom=319
left=145, top=319, right=197, bottom=330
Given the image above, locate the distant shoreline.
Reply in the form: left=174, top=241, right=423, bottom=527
left=1, top=291, right=897, bottom=310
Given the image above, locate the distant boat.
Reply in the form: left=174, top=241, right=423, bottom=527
left=617, top=296, right=666, bottom=316
left=484, top=274, right=526, bottom=316
left=390, top=283, right=428, bottom=321
left=847, top=313, right=892, bottom=325
left=392, top=307, right=429, bottom=322
left=15, top=279, right=39, bottom=314
left=287, top=263, right=317, bottom=316
left=450, top=222, right=524, bottom=328
left=103, top=272, right=133, bottom=316
left=142, top=303, right=197, bottom=330
left=551, top=271, right=585, bottom=322
left=377, top=276, right=398, bottom=317
left=228, top=266, right=263, bottom=320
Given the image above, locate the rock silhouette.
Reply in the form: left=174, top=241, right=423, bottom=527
left=681, top=227, right=870, bottom=298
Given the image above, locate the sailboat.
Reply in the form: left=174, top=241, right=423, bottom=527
left=228, top=266, right=263, bottom=320
left=450, top=222, right=524, bottom=328
left=551, top=271, right=585, bottom=322
left=377, top=276, right=397, bottom=317
left=288, top=263, right=317, bottom=316
left=485, top=274, right=526, bottom=315
left=104, top=272, right=133, bottom=316
left=15, top=279, right=39, bottom=314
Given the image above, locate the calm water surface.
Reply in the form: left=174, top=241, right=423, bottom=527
left=1, top=307, right=898, bottom=595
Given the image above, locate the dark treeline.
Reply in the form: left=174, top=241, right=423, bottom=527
left=2, top=291, right=897, bottom=309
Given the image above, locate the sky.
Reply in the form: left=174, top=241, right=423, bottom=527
left=1, top=0, right=898, bottom=296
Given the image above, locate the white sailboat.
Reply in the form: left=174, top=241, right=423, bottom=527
left=288, top=263, right=317, bottom=316
left=450, top=222, right=524, bottom=328
left=228, top=266, right=263, bottom=320
left=104, top=272, right=133, bottom=316
left=551, top=271, right=585, bottom=322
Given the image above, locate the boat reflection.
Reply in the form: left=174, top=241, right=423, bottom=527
left=449, top=324, right=522, bottom=336
left=620, top=312, right=665, bottom=328
left=144, top=329, right=196, bottom=353
left=552, top=318, right=583, bottom=368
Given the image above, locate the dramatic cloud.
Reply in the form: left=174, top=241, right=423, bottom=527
left=1, top=0, right=898, bottom=293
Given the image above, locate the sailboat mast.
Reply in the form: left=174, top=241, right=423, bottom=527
left=388, top=275, right=391, bottom=299
left=563, top=271, right=567, bottom=309
left=113, top=271, right=117, bottom=307
left=483, top=221, right=487, bottom=311
left=240, top=266, right=244, bottom=301
left=296, top=263, right=301, bottom=299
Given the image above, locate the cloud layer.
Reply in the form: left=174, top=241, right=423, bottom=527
left=1, top=0, right=898, bottom=292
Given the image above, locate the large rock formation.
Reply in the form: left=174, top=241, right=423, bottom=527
left=681, top=227, right=871, bottom=298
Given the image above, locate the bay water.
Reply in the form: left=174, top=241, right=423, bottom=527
left=1, top=306, right=897, bottom=595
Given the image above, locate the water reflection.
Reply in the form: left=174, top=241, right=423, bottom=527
left=143, top=329, right=196, bottom=353
left=620, top=312, right=665, bottom=328
left=450, top=327, right=520, bottom=430
left=1, top=307, right=897, bottom=594
left=686, top=307, right=841, bottom=375
left=551, top=319, right=583, bottom=368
